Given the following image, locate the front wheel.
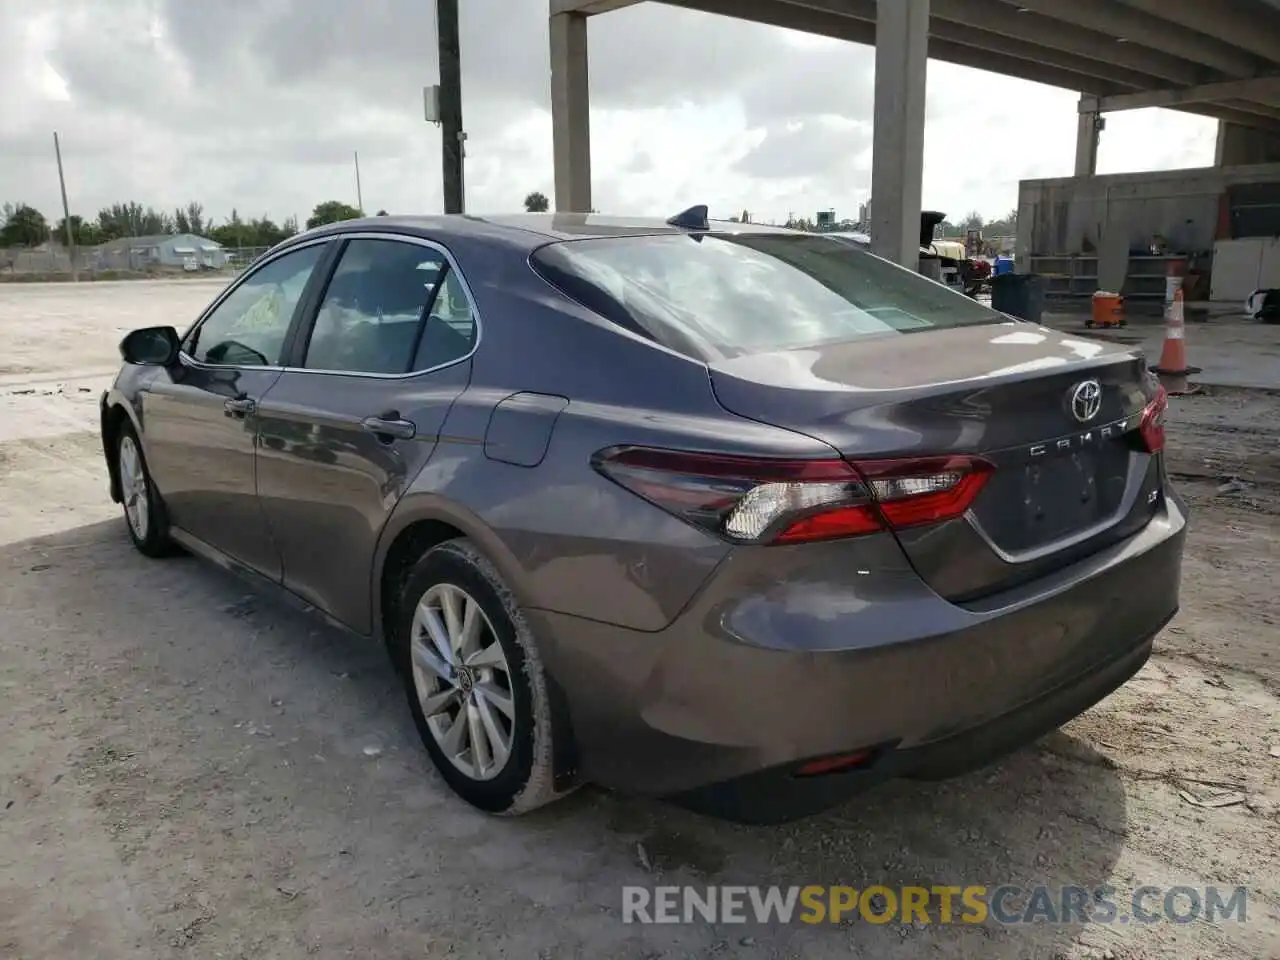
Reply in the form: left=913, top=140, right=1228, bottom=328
left=392, top=539, right=571, bottom=815
left=116, top=425, right=175, bottom=558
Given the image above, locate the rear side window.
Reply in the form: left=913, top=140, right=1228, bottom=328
left=303, top=238, right=475, bottom=375
left=530, top=232, right=1004, bottom=360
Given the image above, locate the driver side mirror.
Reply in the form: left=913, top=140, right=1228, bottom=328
left=120, top=326, right=180, bottom=366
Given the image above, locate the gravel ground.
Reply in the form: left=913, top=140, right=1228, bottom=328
left=1, top=281, right=1278, bottom=960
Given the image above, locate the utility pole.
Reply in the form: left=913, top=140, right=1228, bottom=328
left=354, top=151, right=364, bottom=212
left=436, top=0, right=465, bottom=213
left=53, top=131, right=77, bottom=281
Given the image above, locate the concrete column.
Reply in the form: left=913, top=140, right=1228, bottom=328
left=1215, top=120, right=1280, bottom=165
left=1074, top=100, right=1100, bottom=176
left=550, top=12, right=592, bottom=213
left=870, top=0, right=929, bottom=267
left=1215, top=122, right=1233, bottom=165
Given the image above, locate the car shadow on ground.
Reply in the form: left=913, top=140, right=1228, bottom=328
left=3, top=519, right=1130, bottom=959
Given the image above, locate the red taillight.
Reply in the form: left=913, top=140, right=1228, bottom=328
left=1139, top=385, right=1168, bottom=453
left=774, top=505, right=882, bottom=543
left=592, top=446, right=994, bottom=545
left=855, top=456, right=995, bottom=530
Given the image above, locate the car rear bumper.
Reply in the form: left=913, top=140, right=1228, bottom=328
left=530, top=491, right=1187, bottom=820
left=670, top=628, right=1158, bottom=823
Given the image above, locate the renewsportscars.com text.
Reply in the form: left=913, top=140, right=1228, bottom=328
left=622, top=884, right=1248, bottom=926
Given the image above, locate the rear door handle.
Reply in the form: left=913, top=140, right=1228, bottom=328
left=224, top=396, right=256, bottom=417
left=359, top=414, right=416, bottom=441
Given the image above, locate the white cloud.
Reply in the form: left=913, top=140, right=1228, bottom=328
left=0, top=0, right=1217, bottom=230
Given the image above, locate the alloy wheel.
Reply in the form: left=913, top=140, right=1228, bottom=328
left=118, top=434, right=149, bottom=540
left=410, top=582, right=516, bottom=781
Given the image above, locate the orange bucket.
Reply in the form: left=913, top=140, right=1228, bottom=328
left=1089, top=291, right=1124, bottom=328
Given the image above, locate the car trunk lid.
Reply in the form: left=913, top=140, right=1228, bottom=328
left=708, top=322, right=1163, bottom=601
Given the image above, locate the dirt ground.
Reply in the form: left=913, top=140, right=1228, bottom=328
left=1, top=280, right=1278, bottom=960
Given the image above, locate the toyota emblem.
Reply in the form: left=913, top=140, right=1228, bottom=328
left=1069, top=379, right=1102, bottom=423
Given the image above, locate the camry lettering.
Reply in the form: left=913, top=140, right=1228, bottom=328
left=1027, top=418, right=1131, bottom=458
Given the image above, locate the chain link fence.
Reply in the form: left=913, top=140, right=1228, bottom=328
left=0, top=244, right=271, bottom=282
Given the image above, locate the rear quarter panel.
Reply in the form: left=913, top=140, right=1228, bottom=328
left=375, top=236, right=837, bottom=633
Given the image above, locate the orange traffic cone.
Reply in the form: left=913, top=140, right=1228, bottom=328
left=1150, top=287, right=1200, bottom=395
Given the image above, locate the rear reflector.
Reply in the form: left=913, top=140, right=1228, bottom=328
left=592, top=446, right=994, bottom=545
left=794, top=749, right=874, bottom=777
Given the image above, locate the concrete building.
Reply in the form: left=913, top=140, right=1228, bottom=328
left=93, top=233, right=227, bottom=271
left=548, top=0, right=1280, bottom=272
left=1017, top=162, right=1280, bottom=304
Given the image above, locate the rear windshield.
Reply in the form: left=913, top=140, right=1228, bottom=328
left=531, top=232, right=1004, bottom=360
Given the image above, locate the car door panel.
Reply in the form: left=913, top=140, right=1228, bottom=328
left=253, top=235, right=478, bottom=634
left=142, top=364, right=284, bottom=576
left=255, top=362, right=471, bottom=631
left=138, top=240, right=332, bottom=578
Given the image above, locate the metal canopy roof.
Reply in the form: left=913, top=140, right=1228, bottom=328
left=564, top=0, right=1280, bottom=132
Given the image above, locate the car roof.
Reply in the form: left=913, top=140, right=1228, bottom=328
left=295, top=212, right=800, bottom=253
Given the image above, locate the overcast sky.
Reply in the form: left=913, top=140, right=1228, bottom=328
left=2, top=0, right=1219, bottom=229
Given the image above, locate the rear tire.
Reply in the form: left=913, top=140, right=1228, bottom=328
left=392, top=539, right=570, bottom=815
left=116, top=423, right=175, bottom=558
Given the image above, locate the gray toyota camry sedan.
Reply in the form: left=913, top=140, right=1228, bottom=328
left=100, top=210, right=1186, bottom=823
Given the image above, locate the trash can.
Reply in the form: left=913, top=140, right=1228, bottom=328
left=990, top=273, right=1045, bottom=324
left=1088, top=290, right=1125, bottom=329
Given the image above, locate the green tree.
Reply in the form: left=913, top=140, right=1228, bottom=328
left=95, top=202, right=173, bottom=240
left=208, top=212, right=300, bottom=250
left=173, top=202, right=207, bottom=236
left=54, top=214, right=101, bottom=248
left=246, top=216, right=294, bottom=247
left=980, top=208, right=1018, bottom=236
left=186, top=202, right=206, bottom=235
left=208, top=209, right=248, bottom=249
left=0, top=203, right=50, bottom=247
left=306, top=200, right=364, bottom=229
left=524, top=191, right=550, bottom=213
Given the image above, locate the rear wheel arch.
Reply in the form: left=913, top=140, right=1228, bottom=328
left=377, top=515, right=584, bottom=798
left=373, top=505, right=532, bottom=648
left=378, top=517, right=468, bottom=648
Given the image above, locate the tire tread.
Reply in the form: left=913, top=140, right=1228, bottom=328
left=396, top=538, right=573, bottom=815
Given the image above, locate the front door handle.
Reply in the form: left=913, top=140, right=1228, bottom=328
left=224, top=396, right=256, bottom=417
left=359, top=414, right=416, bottom=441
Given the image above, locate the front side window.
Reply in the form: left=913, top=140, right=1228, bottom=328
left=531, top=232, right=1005, bottom=360
left=304, top=239, right=471, bottom=375
left=188, top=243, right=325, bottom=366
